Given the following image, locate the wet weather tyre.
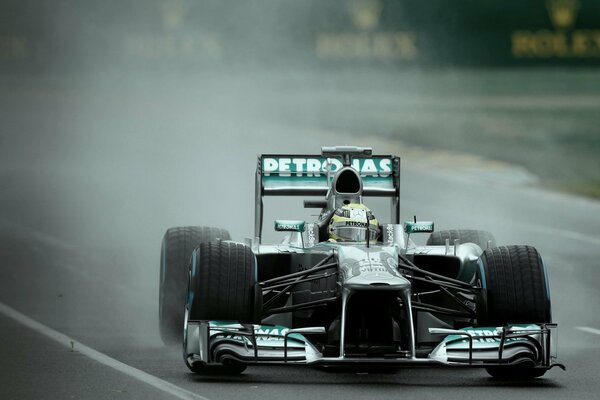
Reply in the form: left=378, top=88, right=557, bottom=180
left=427, top=229, right=496, bottom=249
left=477, top=245, right=552, bottom=379
left=478, top=245, right=551, bottom=325
left=188, top=240, right=259, bottom=323
left=159, top=226, right=230, bottom=345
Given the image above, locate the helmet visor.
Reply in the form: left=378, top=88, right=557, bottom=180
left=330, top=222, right=379, bottom=242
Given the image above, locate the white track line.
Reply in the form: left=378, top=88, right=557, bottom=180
left=575, top=326, right=600, bottom=336
left=0, top=302, right=210, bottom=400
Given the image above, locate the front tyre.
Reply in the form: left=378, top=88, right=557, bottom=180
left=184, top=240, right=260, bottom=375
left=477, top=245, right=551, bottom=326
left=188, top=240, right=259, bottom=323
left=477, top=245, right=552, bottom=379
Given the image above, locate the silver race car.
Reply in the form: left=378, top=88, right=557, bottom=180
left=159, top=146, right=564, bottom=378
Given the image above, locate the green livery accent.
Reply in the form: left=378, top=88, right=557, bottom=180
left=262, top=157, right=393, bottom=178
left=259, top=155, right=398, bottom=194
left=275, top=220, right=306, bottom=232
left=208, top=321, right=306, bottom=344
left=404, top=221, right=434, bottom=234
left=444, top=325, right=540, bottom=348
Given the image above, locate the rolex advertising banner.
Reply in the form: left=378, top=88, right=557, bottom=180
left=1, top=0, right=600, bottom=71
left=313, top=0, right=600, bottom=65
left=511, top=0, right=600, bottom=60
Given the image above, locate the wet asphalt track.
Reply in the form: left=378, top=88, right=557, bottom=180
left=1, top=72, right=599, bottom=399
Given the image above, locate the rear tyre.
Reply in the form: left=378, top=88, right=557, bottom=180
left=159, top=226, right=230, bottom=345
left=188, top=240, right=259, bottom=323
left=477, top=245, right=552, bottom=379
left=427, top=229, right=496, bottom=249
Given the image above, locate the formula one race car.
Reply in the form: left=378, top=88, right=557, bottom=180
left=159, top=146, right=564, bottom=378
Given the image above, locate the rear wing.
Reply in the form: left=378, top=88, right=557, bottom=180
left=254, top=147, right=401, bottom=241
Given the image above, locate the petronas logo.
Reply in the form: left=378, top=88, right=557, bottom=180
left=349, top=0, right=383, bottom=31
left=546, top=0, right=580, bottom=30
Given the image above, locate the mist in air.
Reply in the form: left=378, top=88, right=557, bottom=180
left=1, top=0, right=598, bottom=345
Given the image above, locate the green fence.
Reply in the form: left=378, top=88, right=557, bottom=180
left=1, top=0, right=599, bottom=71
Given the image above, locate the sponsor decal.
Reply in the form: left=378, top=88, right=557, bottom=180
left=316, top=32, right=418, bottom=60
left=342, top=258, right=388, bottom=276
left=306, top=223, right=317, bottom=247
left=209, top=323, right=305, bottom=344
left=350, top=208, right=367, bottom=219
left=404, top=221, right=434, bottom=234
left=304, top=224, right=319, bottom=247
left=315, top=0, right=418, bottom=60
left=512, top=0, right=600, bottom=58
left=341, top=252, right=401, bottom=278
left=275, top=220, right=305, bottom=232
left=124, top=1, right=221, bottom=60
left=125, top=34, right=222, bottom=60
left=457, top=329, right=501, bottom=343
left=349, top=0, right=383, bottom=30
left=346, top=221, right=368, bottom=227
left=547, top=0, right=580, bottom=29
left=255, top=327, right=289, bottom=337
left=445, top=325, right=540, bottom=346
left=262, top=157, right=392, bottom=177
left=386, top=224, right=394, bottom=244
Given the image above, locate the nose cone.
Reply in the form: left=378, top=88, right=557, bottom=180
left=337, top=246, right=411, bottom=290
left=344, top=269, right=411, bottom=290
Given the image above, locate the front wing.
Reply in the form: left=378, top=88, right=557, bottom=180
left=184, top=321, right=564, bottom=371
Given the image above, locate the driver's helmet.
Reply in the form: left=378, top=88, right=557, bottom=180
left=329, top=203, right=380, bottom=242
